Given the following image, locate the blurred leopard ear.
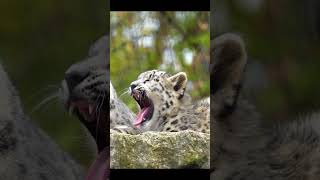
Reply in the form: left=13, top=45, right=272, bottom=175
left=88, top=35, right=109, bottom=57
left=211, top=33, right=247, bottom=117
left=168, top=72, right=187, bottom=97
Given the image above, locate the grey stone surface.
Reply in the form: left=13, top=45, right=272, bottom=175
left=110, top=130, right=210, bottom=169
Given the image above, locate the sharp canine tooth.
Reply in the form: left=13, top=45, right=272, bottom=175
left=89, top=105, right=93, bottom=114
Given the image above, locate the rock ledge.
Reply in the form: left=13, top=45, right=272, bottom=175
left=110, top=130, right=210, bottom=169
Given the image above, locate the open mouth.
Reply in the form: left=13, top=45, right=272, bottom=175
left=131, top=90, right=154, bottom=127
left=66, top=98, right=108, bottom=180
left=68, top=100, right=100, bottom=123
left=66, top=99, right=107, bottom=147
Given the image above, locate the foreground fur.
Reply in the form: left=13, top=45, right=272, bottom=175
left=0, top=63, right=84, bottom=179
left=211, top=34, right=320, bottom=179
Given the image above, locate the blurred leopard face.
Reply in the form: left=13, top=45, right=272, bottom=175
left=60, top=35, right=109, bottom=152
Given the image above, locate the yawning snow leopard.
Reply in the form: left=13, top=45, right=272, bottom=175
left=60, top=35, right=108, bottom=180
left=0, top=34, right=109, bottom=180
left=110, top=70, right=210, bottom=134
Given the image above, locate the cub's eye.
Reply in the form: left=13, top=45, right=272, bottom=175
left=143, top=79, right=150, bottom=83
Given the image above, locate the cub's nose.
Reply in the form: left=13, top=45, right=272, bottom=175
left=65, top=69, right=89, bottom=92
left=130, top=84, right=137, bottom=91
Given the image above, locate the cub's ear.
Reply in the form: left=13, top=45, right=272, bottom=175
left=211, top=33, right=247, bottom=117
left=168, top=72, right=188, bottom=98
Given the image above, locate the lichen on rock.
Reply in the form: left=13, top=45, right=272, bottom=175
left=110, top=130, right=210, bottom=169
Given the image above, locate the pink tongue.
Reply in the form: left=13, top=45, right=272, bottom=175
left=133, top=107, right=150, bottom=126
left=86, top=147, right=109, bottom=180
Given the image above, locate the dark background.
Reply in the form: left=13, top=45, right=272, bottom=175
left=110, top=0, right=210, bottom=11
left=0, top=0, right=107, bottom=167
left=110, top=169, right=209, bottom=179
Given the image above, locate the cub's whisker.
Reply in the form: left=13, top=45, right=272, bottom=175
left=118, top=90, right=130, bottom=100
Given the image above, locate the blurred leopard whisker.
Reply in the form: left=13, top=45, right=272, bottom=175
left=26, top=84, right=60, bottom=104
left=94, top=92, right=103, bottom=118
left=30, top=91, right=60, bottom=115
left=95, top=91, right=105, bottom=140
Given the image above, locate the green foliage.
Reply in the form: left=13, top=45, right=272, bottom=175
left=110, top=12, right=210, bottom=113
